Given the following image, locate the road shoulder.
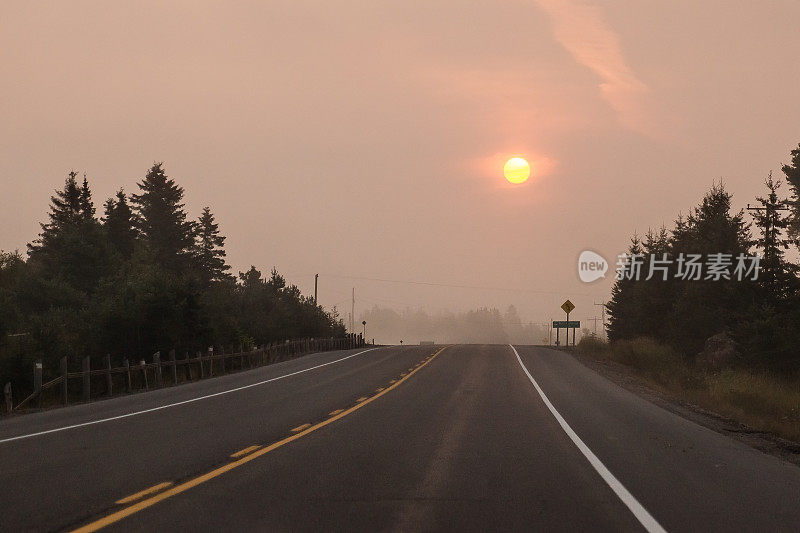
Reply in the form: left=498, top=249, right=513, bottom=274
left=565, top=347, right=800, bottom=468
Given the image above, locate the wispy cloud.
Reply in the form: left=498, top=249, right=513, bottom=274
left=535, top=0, right=654, bottom=134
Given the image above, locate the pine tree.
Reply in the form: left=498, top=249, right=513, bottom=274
left=27, top=171, right=107, bottom=293
left=78, top=175, right=95, bottom=223
left=781, top=143, right=800, bottom=238
left=130, top=163, right=194, bottom=269
left=749, top=173, right=797, bottom=300
left=239, top=266, right=264, bottom=288
left=683, top=183, right=751, bottom=256
left=28, top=171, right=83, bottom=255
left=638, top=226, right=672, bottom=339
left=667, top=183, right=754, bottom=355
left=606, top=235, right=643, bottom=342
left=103, top=189, right=137, bottom=259
left=193, top=207, right=232, bottom=283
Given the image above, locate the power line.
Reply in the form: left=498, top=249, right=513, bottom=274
left=322, top=273, right=602, bottom=297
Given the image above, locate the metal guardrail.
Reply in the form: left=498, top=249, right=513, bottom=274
left=3, top=335, right=366, bottom=414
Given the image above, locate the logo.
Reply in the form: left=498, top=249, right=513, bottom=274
left=578, top=250, right=608, bottom=283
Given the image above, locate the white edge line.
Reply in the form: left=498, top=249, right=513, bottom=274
left=509, top=344, right=667, bottom=533
left=0, top=347, right=379, bottom=444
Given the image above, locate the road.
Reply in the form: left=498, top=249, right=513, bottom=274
left=1, top=344, right=799, bottom=532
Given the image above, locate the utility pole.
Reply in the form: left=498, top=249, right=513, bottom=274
left=594, top=301, right=606, bottom=338
left=589, top=316, right=600, bottom=336
left=351, top=288, right=355, bottom=333
left=314, top=274, right=318, bottom=305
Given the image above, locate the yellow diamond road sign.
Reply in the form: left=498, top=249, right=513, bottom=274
left=561, top=300, right=575, bottom=314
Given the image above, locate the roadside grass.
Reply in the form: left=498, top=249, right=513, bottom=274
left=576, top=337, right=800, bottom=443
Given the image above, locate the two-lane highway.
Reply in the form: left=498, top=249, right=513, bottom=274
left=0, top=345, right=433, bottom=531
left=1, top=344, right=799, bottom=532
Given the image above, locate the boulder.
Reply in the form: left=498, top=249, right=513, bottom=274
left=697, top=332, right=739, bottom=370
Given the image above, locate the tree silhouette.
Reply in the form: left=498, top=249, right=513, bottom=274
left=749, top=173, right=797, bottom=301
left=606, top=234, right=643, bottom=343
left=781, top=143, right=800, bottom=238
left=27, top=171, right=107, bottom=293
left=131, top=163, right=194, bottom=270
left=28, top=171, right=85, bottom=255
left=103, top=189, right=137, bottom=259
left=193, top=207, right=232, bottom=284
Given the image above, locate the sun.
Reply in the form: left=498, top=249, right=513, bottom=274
left=504, top=157, right=531, bottom=184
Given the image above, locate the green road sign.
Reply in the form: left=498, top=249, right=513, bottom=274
left=553, top=320, right=580, bottom=328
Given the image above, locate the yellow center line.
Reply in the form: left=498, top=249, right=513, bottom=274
left=229, top=445, right=262, bottom=459
left=114, top=482, right=173, bottom=505
left=375, top=387, right=385, bottom=392
left=290, top=423, right=312, bottom=433
left=328, top=409, right=344, bottom=416
left=72, top=345, right=449, bottom=533
left=356, top=396, right=368, bottom=402
left=388, top=379, right=397, bottom=384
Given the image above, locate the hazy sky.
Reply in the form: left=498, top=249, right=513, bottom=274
left=2, top=1, right=800, bottom=331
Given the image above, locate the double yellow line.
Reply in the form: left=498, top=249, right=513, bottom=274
left=72, top=346, right=449, bottom=532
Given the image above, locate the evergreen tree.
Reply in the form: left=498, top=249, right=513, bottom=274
left=193, top=207, right=232, bottom=283
left=637, top=226, right=672, bottom=339
left=78, top=175, right=95, bottom=223
left=607, top=184, right=755, bottom=357
left=667, top=184, right=753, bottom=355
left=681, top=183, right=751, bottom=256
left=27, top=171, right=107, bottom=293
left=606, top=235, right=643, bottom=342
left=239, top=266, right=263, bottom=288
left=28, top=171, right=83, bottom=255
left=749, top=173, right=797, bottom=301
left=103, top=190, right=137, bottom=259
left=781, top=143, right=800, bottom=238
left=130, top=163, right=194, bottom=270
left=266, top=267, right=288, bottom=298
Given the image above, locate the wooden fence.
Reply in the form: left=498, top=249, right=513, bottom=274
left=3, top=335, right=366, bottom=414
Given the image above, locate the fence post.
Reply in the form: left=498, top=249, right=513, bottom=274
left=124, top=358, right=131, bottom=392
left=153, top=352, right=163, bottom=388
left=60, top=357, right=68, bottom=405
left=184, top=352, right=192, bottom=381
left=207, top=347, right=214, bottom=378
left=34, top=360, right=43, bottom=408
left=82, top=356, right=91, bottom=402
left=197, top=352, right=205, bottom=379
left=140, top=360, right=148, bottom=390
left=169, top=349, right=177, bottom=385
left=220, top=346, right=226, bottom=374
left=4, top=382, right=12, bottom=413
left=105, top=355, right=113, bottom=396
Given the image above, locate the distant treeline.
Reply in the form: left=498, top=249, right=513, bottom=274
left=362, top=305, right=547, bottom=345
left=607, top=143, right=800, bottom=371
left=0, top=163, right=345, bottom=388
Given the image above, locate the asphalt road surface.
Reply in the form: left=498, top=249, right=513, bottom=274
left=1, top=344, right=799, bottom=532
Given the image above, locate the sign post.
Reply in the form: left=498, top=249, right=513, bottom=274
left=560, top=300, right=576, bottom=346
